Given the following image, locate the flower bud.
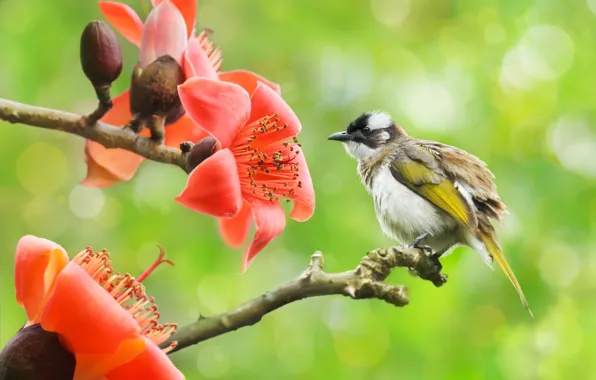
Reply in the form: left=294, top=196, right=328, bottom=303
left=80, top=20, right=123, bottom=88
left=0, top=324, right=75, bottom=380
left=130, top=55, right=185, bottom=121
left=185, top=136, right=218, bottom=172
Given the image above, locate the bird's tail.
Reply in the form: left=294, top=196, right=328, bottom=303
left=480, top=232, right=533, bottom=318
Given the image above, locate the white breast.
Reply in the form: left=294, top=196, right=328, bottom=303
left=363, top=165, right=456, bottom=245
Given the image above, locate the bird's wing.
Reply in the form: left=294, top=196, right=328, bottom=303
left=389, top=142, right=478, bottom=229
left=418, top=141, right=507, bottom=222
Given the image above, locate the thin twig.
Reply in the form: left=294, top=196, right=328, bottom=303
left=0, top=98, right=187, bottom=170
left=162, top=246, right=447, bottom=354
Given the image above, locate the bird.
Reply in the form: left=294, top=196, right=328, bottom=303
left=328, top=111, right=532, bottom=316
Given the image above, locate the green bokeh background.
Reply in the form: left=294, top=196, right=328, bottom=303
left=0, top=0, right=593, bottom=378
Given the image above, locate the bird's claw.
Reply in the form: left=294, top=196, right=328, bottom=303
left=408, top=233, right=433, bottom=255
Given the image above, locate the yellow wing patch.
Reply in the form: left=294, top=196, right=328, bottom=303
left=391, top=160, right=476, bottom=229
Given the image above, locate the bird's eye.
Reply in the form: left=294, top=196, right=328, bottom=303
left=362, top=127, right=371, bottom=135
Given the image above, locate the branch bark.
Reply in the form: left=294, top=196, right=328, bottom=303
left=162, top=246, right=447, bottom=354
left=0, top=97, right=449, bottom=354
left=0, top=98, right=187, bottom=170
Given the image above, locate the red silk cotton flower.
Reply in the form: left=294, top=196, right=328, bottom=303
left=176, top=78, right=315, bottom=271
left=10, top=235, right=183, bottom=379
left=83, top=0, right=279, bottom=188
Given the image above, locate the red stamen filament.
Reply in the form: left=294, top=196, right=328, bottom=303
left=137, top=245, right=174, bottom=283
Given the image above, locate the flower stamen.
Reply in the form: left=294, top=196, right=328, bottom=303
left=72, top=247, right=178, bottom=351
left=197, top=29, right=222, bottom=72
left=231, top=114, right=302, bottom=202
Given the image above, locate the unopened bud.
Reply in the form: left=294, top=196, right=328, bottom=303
left=0, top=324, right=75, bottom=380
left=186, top=136, right=218, bottom=172
left=130, top=55, right=185, bottom=121
left=80, top=20, right=123, bottom=89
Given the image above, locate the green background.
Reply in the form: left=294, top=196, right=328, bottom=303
left=0, top=0, right=593, bottom=378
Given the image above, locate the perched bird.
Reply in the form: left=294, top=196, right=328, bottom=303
left=328, top=111, right=531, bottom=315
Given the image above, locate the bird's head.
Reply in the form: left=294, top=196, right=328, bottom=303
left=328, top=111, right=407, bottom=160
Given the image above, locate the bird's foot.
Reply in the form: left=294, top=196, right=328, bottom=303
left=408, top=232, right=433, bottom=255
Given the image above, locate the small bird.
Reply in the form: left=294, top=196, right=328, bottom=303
left=328, top=111, right=531, bottom=315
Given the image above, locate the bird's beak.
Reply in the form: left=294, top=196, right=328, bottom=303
left=327, top=131, right=352, bottom=142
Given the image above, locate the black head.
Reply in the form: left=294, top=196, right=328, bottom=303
left=327, top=111, right=406, bottom=159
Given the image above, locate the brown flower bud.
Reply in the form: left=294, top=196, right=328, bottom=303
left=130, top=55, right=185, bottom=121
left=185, top=136, right=218, bottom=172
left=80, top=20, right=123, bottom=88
left=0, top=324, right=75, bottom=380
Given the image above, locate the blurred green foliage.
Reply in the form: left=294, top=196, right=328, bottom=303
left=1, top=0, right=595, bottom=378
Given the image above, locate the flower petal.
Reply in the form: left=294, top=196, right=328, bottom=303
left=175, top=149, right=243, bottom=217
left=99, top=2, right=144, bottom=46
left=164, top=114, right=208, bottom=148
left=289, top=148, right=315, bottom=222
left=241, top=199, right=286, bottom=272
left=247, top=82, right=301, bottom=146
left=82, top=90, right=145, bottom=187
left=106, top=337, right=185, bottom=380
left=153, top=0, right=196, bottom=38
left=82, top=141, right=145, bottom=188
left=178, top=78, right=250, bottom=149
left=14, top=236, right=69, bottom=324
left=219, top=70, right=281, bottom=96
left=218, top=201, right=252, bottom=247
left=139, top=0, right=187, bottom=68
left=40, top=262, right=141, bottom=354
left=74, top=338, right=146, bottom=380
left=183, top=37, right=218, bottom=80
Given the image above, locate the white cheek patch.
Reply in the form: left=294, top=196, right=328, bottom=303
left=366, top=112, right=393, bottom=131
left=376, top=130, right=390, bottom=142
left=344, top=141, right=379, bottom=160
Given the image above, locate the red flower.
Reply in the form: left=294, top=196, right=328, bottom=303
left=176, top=78, right=315, bottom=271
left=12, top=235, right=183, bottom=379
left=83, top=0, right=279, bottom=188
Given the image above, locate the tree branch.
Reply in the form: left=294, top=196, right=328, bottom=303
left=162, top=246, right=447, bottom=354
left=0, top=97, right=449, bottom=354
left=0, top=97, right=187, bottom=170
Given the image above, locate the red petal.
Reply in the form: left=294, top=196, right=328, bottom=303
left=219, top=70, right=281, bottom=96
left=218, top=201, right=252, bottom=247
left=183, top=37, right=218, bottom=80
left=40, top=262, right=141, bottom=353
left=82, top=91, right=145, bottom=187
left=241, top=199, right=286, bottom=272
left=139, top=0, right=187, bottom=68
left=289, top=148, right=315, bottom=222
left=105, top=337, right=184, bottom=380
left=73, top=339, right=146, bottom=380
left=82, top=141, right=145, bottom=188
left=164, top=114, right=208, bottom=148
left=14, top=236, right=69, bottom=324
left=178, top=78, right=250, bottom=149
left=99, top=2, right=144, bottom=46
left=247, top=82, right=301, bottom=146
left=175, top=149, right=243, bottom=217
left=153, top=0, right=196, bottom=38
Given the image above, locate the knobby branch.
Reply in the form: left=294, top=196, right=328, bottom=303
left=162, top=246, right=446, bottom=354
